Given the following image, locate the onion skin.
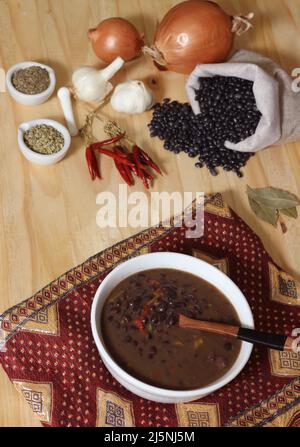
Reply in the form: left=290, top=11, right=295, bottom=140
left=152, top=0, right=234, bottom=74
left=88, top=18, right=143, bottom=63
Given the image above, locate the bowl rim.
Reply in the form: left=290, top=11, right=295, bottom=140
left=91, top=252, right=254, bottom=399
left=6, top=61, right=56, bottom=100
left=18, top=118, right=71, bottom=162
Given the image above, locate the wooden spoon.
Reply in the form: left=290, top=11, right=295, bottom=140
left=178, top=315, right=296, bottom=352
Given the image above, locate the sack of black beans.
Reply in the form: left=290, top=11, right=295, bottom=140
left=186, top=49, right=300, bottom=153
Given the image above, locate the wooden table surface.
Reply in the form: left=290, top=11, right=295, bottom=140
left=0, top=0, right=300, bottom=427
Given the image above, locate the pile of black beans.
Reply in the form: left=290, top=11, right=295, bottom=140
left=148, top=76, right=262, bottom=177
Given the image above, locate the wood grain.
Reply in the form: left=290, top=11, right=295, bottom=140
left=178, top=315, right=239, bottom=337
left=0, top=0, right=300, bottom=426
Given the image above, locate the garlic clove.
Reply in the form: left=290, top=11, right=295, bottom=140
left=110, top=80, right=155, bottom=114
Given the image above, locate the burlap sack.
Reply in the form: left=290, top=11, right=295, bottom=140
left=186, top=50, right=300, bottom=153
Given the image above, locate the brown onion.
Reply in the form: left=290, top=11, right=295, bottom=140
left=88, top=18, right=144, bottom=63
left=143, top=0, right=253, bottom=75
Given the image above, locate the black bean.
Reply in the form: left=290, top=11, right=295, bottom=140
left=156, top=301, right=168, bottom=313
left=166, top=314, right=178, bottom=326
left=162, top=286, right=176, bottom=300
left=121, top=315, right=129, bottom=325
left=149, top=315, right=159, bottom=325
left=129, top=298, right=141, bottom=312
left=224, top=342, right=233, bottom=351
left=148, top=75, right=261, bottom=177
left=149, top=346, right=157, bottom=355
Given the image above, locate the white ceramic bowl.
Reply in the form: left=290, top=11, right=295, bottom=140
left=91, top=252, right=254, bottom=403
left=6, top=61, right=56, bottom=106
left=18, top=119, right=71, bottom=166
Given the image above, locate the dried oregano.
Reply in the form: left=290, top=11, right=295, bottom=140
left=24, top=125, right=64, bottom=155
left=12, top=66, right=50, bottom=95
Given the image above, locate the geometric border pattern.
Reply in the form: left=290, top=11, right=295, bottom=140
left=192, top=249, right=229, bottom=275
left=96, top=388, right=135, bottom=427
left=227, top=378, right=300, bottom=427
left=21, top=303, right=60, bottom=336
left=13, top=380, right=53, bottom=423
left=269, top=350, right=300, bottom=377
left=176, top=402, right=220, bottom=427
left=204, top=193, right=233, bottom=219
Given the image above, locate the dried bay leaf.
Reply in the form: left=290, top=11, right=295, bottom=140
left=247, top=186, right=300, bottom=210
left=280, top=207, right=298, bottom=219
left=248, top=196, right=278, bottom=227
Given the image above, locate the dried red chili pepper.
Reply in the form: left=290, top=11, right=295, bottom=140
left=92, top=144, right=128, bottom=158
left=93, top=159, right=101, bottom=180
left=114, top=147, right=134, bottom=186
left=115, top=161, right=132, bottom=185
left=90, top=133, right=125, bottom=150
left=134, top=146, right=163, bottom=176
left=143, top=304, right=150, bottom=317
left=124, top=165, right=134, bottom=186
left=133, top=318, right=144, bottom=332
left=132, top=146, right=150, bottom=189
left=133, top=304, right=150, bottom=332
left=86, top=148, right=95, bottom=180
left=125, top=153, right=138, bottom=177
left=141, top=174, right=150, bottom=190
left=97, top=148, right=135, bottom=167
left=113, top=149, right=133, bottom=186
left=143, top=170, right=154, bottom=181
left=132, top=146, right=141, bottom=174
left=130, top=164, right=138, bottom=177
left=85, top=147, right=100, bottom=180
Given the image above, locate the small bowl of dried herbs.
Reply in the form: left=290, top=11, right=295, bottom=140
left=6, top=61, right=56, bottom=106
left=18, top=119, right=71, bottom=166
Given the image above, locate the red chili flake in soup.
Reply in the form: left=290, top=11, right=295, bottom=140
left=101, top=269, right=241, bottom=390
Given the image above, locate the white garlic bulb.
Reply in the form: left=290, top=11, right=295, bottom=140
left=72, top=57, right=124, bottom=103
left=110, top=80, right=154, bottom=114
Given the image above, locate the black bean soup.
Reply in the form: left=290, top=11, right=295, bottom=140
left=102, top=269, right=241, bottom=390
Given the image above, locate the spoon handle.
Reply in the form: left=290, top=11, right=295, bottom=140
left=178, top=315, right=296, bottom=352
left=237, top=328, right=295, bottom=352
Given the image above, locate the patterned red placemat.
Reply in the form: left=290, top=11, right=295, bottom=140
left=0, top=193, right=299, bottom=427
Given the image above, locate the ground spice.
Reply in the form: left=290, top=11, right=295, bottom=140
left=12, top=66, right=50, bottom=95
left=23, top=125, right=64, bottom=155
